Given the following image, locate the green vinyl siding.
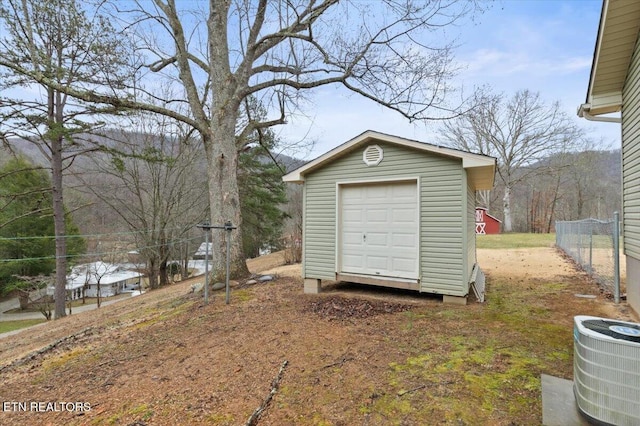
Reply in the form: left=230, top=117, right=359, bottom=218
left=303, top=177, right=337, bottom=279
left=302, top=141, right=470, bottom=295
left=623, top=36, right=640, bottom=261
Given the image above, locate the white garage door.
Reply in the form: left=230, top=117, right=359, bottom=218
left=340, top=181, right=419, bottom=279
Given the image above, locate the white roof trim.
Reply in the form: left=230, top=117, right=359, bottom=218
left=582, top=0, right=640, bottom=116
left=283, top=130, right=495, bottom=189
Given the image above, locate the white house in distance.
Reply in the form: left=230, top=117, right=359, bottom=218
left=193, top=242, right=213, bottom=260
left=578, top=0, right=640, bottom=316
left=47, top=261, right=143, bottom=300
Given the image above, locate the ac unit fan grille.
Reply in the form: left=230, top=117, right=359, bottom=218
left=583, top=319, right=640, bottom=343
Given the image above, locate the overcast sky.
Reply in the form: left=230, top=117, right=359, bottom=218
left=278, top=0, right=616, bottom=160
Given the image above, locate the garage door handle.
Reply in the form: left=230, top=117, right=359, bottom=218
left=363, top=234, right=366, bottom=242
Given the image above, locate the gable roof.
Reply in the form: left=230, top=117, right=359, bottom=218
left=579, top=0, right=640, bottom=117
left=66, top=262, right=142, bottom=286
left=475, top=207, right=502, bottom=223
left=282, top=130, right=496, bottom=190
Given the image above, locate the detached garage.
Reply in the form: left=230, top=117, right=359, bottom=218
left=283, top=131, right=496, bottom=304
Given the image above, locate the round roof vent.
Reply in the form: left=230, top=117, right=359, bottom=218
left=363, top=144, right=383, bottom=166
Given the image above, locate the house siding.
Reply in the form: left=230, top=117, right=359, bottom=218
left=623, top=37, right=640, bottom=260
left=302, top=141, right=467, bottom=295
left=622, top=36, right=640, bottom=312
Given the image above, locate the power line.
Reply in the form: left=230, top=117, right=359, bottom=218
left=0, top=235, right=203, bottom=263
left=0, top=224, right=200, bottom=241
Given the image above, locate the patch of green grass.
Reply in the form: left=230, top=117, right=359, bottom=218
left=477, top=233, right=555, bottom=249
left=132, top=298, right=193, bottom=330
left=233, top=289, right=253, bottom=302
left=4, top=293, right=131, bottom=313
left=0, top=318, right=46, bottom=334
left=129, top=403, right=153, bottom=421
left=205, top=413, right=235, bottom=424
left=42, top=347, right=92, bottom=373
left=368, top=261, right=578, bottom=424
left=374, top=334, right=546, bottom=424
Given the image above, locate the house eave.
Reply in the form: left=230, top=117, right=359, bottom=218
left=581, top=0, right=640, bottom=118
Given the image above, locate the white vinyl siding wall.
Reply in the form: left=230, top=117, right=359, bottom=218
left=302, top=142, right=467, bottom=295
left=622, top=36, right=640, bottom=260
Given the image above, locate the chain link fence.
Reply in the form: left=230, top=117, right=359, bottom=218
left=555, top=213, right=621, bottom=302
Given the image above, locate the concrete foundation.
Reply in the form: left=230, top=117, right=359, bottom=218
left=626, top=255, right=640, bottom=317
left=443, top=294, right=467, bottom=305
left=304, top=278, right=322, bottom=294
left=541, top=374, right=589, bottom=426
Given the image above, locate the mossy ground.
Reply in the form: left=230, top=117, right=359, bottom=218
left=0, top=238, right=634, bottom=426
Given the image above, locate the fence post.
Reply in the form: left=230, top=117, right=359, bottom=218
left=589, top=222, right=593, bottom=274
left=613, top=211, right=620, bottom=304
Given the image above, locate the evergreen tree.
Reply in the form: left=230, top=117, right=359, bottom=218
left=0, top=157, right=85, bottom=293
left=238, top=138, right=288, bottom=259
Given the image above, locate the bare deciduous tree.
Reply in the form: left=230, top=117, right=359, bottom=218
left=78, top=115, right=208, bottom=289
left=0, top=0, right=484, bottom=276
left=441, top=89, right=583, bottom=232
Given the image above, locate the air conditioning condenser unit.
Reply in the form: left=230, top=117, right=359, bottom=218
left=574, top=315, right=640, bottom=425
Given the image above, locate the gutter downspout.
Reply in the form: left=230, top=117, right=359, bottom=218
left=578, top=103, right=622, bottom=123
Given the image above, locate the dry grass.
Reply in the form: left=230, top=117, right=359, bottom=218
left=0, top=247, right=636, bottom=426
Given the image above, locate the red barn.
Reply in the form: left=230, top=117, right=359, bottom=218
left=475, top=207, right=501, bottom=234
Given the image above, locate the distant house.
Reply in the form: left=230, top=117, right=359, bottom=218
left=46, top=277, right=86, bottom=301
left=193, top=242, right=213, bottom=260
left=127, top=250, right=143, bottom=264
left=48, top=261, right=143, bottom=300
left=578, top=0, right=640, bottom=315
left=475, top=207, right=501, bottom=234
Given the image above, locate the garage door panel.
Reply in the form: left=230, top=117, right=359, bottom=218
left=393, top=258, right=417, bottom=274
left=366, top=208, right=388, bottom=223
left=366, top=255, right=390, bottom=270
left=343, top=231, right=363, bottom=243
left=342, top=187, right=364, bottom=202
left=340, top=181, right=418, bottom=279
left=342, top=207, right=363, bottom=222
left=392, top=233, right=417, bottom=247
left=393, top=183, right=415, bottom=196
left=365, top=186, right=388, bottom=200
left=365, top=232, right=388, bottom=247
left=342, top=253, right=364, bottom=268
left=393, top=208, right=417, bottom=223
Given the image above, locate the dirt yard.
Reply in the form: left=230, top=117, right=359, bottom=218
left=0, top=247, right=636, bottom=425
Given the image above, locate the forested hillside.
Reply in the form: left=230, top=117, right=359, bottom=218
left=3, top=136, right=620, bottom=241
left=484, top=149, right=621, bottom=232
left=1, top=131, right=303, bottom=291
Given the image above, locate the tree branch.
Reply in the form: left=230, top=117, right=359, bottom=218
left=245, top=360, right=288, bottom=426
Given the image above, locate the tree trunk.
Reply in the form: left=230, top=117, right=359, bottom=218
left=47, top=80, right=67, bottom=319
left=546, top=174, right=561, bottom=233
left=52, top=135, right=67, bottom=319
left=159, top=259, right=168, bottom=287
left=147, top=258, right=158, bottom=289
left=503, top=186, right=513, bottom=233
left=181, top=241, right=189, bottom=280
left=18, top=290, right=29, bottom=310
left=204, top=126, right=248, bottom=279
left=204, top=1, right=248, bottom=280
left=576, top=185, right=584, bottom=219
